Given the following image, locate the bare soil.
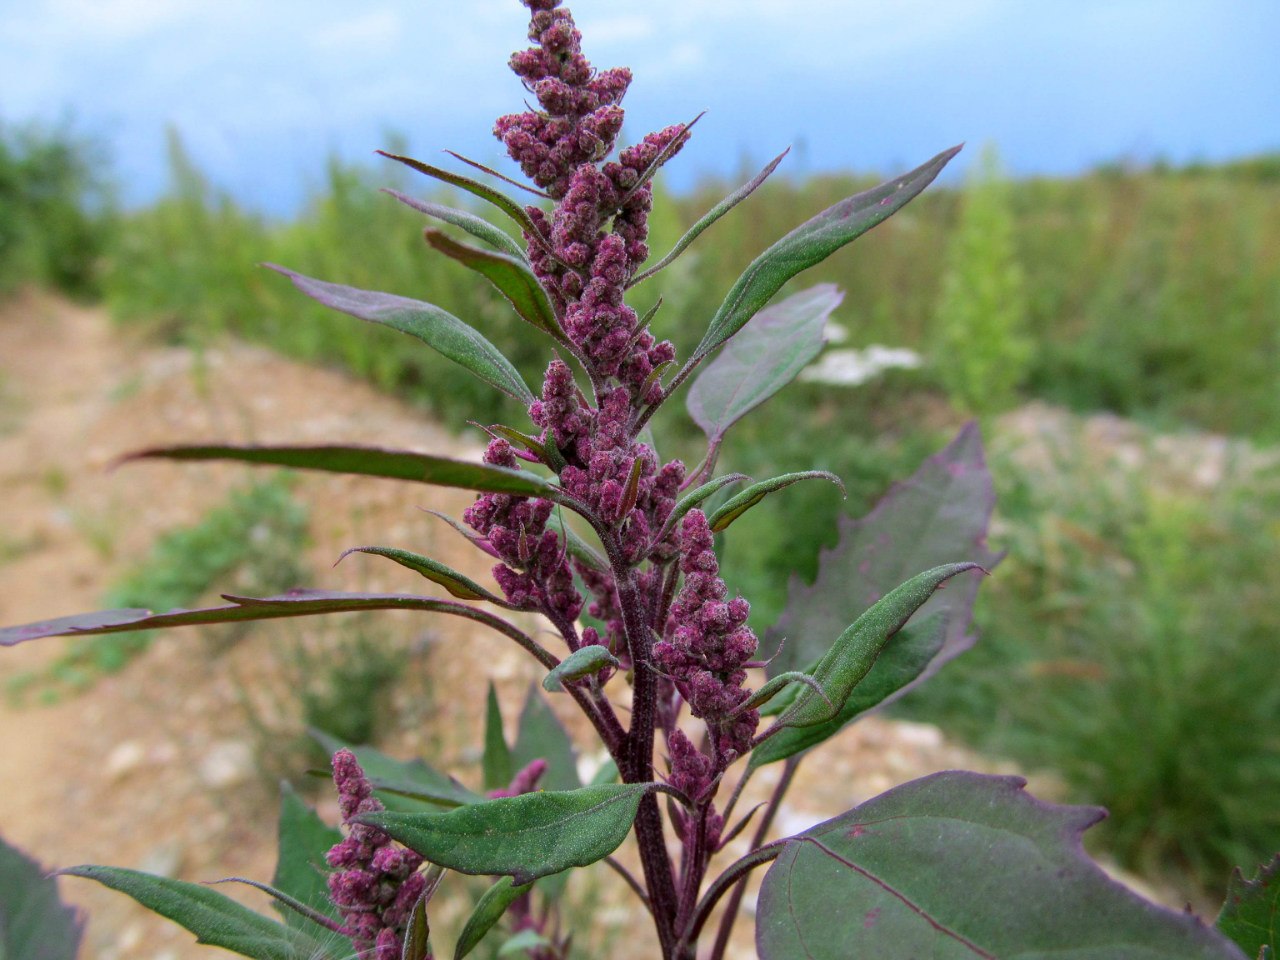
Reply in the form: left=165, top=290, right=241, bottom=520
left=0, top=293, right=1174, bottom=959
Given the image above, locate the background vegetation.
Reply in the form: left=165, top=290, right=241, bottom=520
left=1, top=126, right=1275, bottom=897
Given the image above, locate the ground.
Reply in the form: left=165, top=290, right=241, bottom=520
left=0, top=293, right=1173, bottom=958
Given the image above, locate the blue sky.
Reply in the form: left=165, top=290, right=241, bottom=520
left=3, top=0, right=1277, bottom=214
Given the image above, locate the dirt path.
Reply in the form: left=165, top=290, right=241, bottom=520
left=1, top=294, right=1155, bottom=958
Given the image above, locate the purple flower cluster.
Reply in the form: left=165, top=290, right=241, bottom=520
left=326, top=750, right=427, bottom=959
left=655, top=511, right=760, bottom=764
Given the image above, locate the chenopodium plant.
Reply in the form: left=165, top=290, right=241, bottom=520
left=0, top=2, right=1261, bottom=959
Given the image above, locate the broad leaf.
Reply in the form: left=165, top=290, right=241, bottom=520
left=311, top=731, right=482, bottom=810
left=0, top=834, right=82, bottom=960
left=687, top=285, right=842, bottom=443
left=453, top=876, right=533, bottom=960
left=272, top=785, right=342, bottom=931
left=267, top=267, right=533, bottom=404
left=60, top=866, right=327, bottom=960
left=630, top=149, right=788, bottom=288
left=543, top=644, right=619, bottom=692
left=121, top=443, right=555, bottom=497
left=361, top=784, right=650, bottom=885
left=690, top=145, right=961, bottom=367
left=338, top=546, right=507, bottom=604
left=425, top=230, right=560, bottom=337
left=777, top=563, right=978, bottom=728
left=709, top=471, right=844, bottom=533
left=768, top=423, right=999, bottom=689
left=513, top=683, right=580, bottom=792
left=749, top=612, right=948, bottom=769
left=756, top=771, right=1246, bottom=960
left=384, top=190, right=528, bottom=261
left=1218, top=855, right=1279, bottom=960
left=2, top=590, right=527, bottom=649
left=483, top=682, right=514, bottom=792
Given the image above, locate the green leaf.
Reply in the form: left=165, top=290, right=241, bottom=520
left=0, top=833, right=82, bottom=960
left=513, top=683, right=580, bottom=792
left=312, top=731, right=482, bottom=810
left=60, top=866, right=327, bottom=960
left=121, top=443, right=555, bottom=497
left=777, top=563, right=978, bottom=728
left=384, top=190, right=529, bottom=261
left=661, top=473, right=748, bottom=540
left=453, top=876, right=533, bottom=960
left=1218, top=855, right=1279, bottom=960
left=756, top=771, right=1247, bottom=960
left=361, top=784, right=650, bottom=885
left=690, top=145, right=961, bottom=367
left=543, top=645, right=619, bottom=692
left=687, top=285, right=842, bottom=444
left=483, top=682, right=514, bottom=792
left=401, top=888, right=432, bottom=960
left=271, top=785, right=343, bottom=932
left=339, top=546, right=507, bottom=604
left=266, top=266, right=534, bottom=404
left=498, top=930, right=552, bottom=955
left=379, top=152, right=545, bottom=243
left=709, top=471, right=844, bottom=533
left=630, top=149, right=788, bottom=288
left=768, top=423, right=999, bottom=689
left=749, top=613, right=948, bottom=769
left=425, top=229, right=560, bottom=337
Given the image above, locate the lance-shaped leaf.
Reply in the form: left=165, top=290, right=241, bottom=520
left=776, top=563, right=977, bottom=729
left=267, top=266, right=533, bottom=404
left=709, top=471, right=844, bottom=533
left=543, top=644, right=619, bottom=692
left=312, top=731, right=482, bottom=811
left=749, top=613, right=947, bottom=769
left=0, top=834, right=82, bottom=960
left=2, top=590, right=528, bottom=650
left=338, top=546, right=507, bottom=604
left=402, top=890, right=432, bottom=960
left=380, top=152, right=544, bottom=243
left=60, top=866, right=328, bottom=960
left=483, top=682, right=514, bottom=792
left=425, top=230, right=560, bottom=337
left=756, top=771, right=1246, bottom=960
left=384, top=190, right=528, bottom=262
left=122, top=443, right=555, bottom=497
left=453, top=876, right=534, bottom=960
left=271, top=785, right=343, bottom=932
left=359, top=784, right=651, bottom=885
left=1218, top=855, right=1279, bottom=960
left=513, top=683, right=580, bottom=792
left=688, top=145, right=961, bottom=369
left=629, top=149, right=788, bottom=288
left=687, top=285, right=843, bottom=444
left=656, top=473, right=748, bottom=543
left=768, top=423, right=999, bottom=689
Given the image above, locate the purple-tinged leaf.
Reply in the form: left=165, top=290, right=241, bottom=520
left=271, top=785, right=343, bottom=933
left=749, top=612, right=947, bottom=769
left=311, top=730, right=482, bottom=810
left=774, top=563, right=978, bottom=729
left=122, top=443, right=555, bottom=497
left=379, top=152, right=544, bottom=245
left=513, top=683, right=580, bottom=792
left=687, top=285, right=843, bottom=444
left=384, top=190, right=529, bottom=262
left=1218, top=854, right=1279, bottom=960
left=60, top=866, right=327, bottom=960
left=359, top=784, right=651, bottom=885
left=684, top=145, right=961, bottom=375
left=543, top=644, right=619, bottom=693
left=338, top=546, right=508, bottom=604
left=401, top=886, right=432, bottom=960
left=709, top=470, right=844, bottom=533
left=443, top=150, right=550, bottom=199
left=756, top=771, right=1247, bottom=960
left=267, top=266, right=533, bottom=404
left=0, top=834, right=82, bottom=960
left=483, top=682, right=514, bottom=793
left=767, top=423, right=999, bottom=690
left=453, top=876, right=534, bottom=960
left=629, top=148, right=789, bottom=289
left=425, top=229, right=561, bottom=337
